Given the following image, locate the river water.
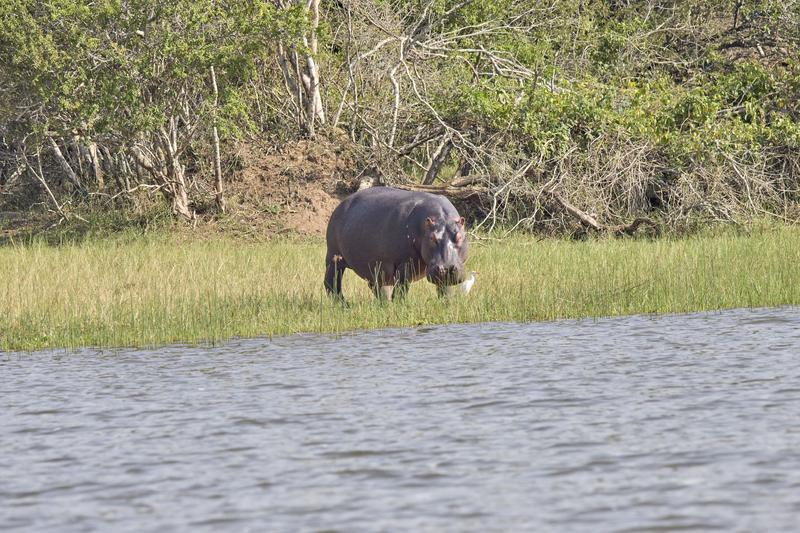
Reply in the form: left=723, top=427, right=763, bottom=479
left=2, top=307, right=800, bottom=532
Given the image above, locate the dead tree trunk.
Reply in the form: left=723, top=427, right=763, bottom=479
left=47, top=137, right=83, bottom=191
left=423, top=135, right=453, bottom=185
left=454, top=155, right=472, bottom=179
left=88, top=142, right=104, bottom=191
left=72, top=138, right=86, bottom=180
left=130, top=125, right=193, bottom=221
left=304, top=0, right=325, bottom=126
left=275, top=0, right=325, bottom=137
left=210, top=66, right=225, bottom=213
left=158, top=123, right=192, bottom=220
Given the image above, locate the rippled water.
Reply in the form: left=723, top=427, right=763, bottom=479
left=2, top=307, right=800, bottom=532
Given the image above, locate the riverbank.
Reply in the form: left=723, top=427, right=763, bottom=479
left=2, top=226, right=799, bottom=351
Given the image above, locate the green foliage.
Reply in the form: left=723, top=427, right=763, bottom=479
left=386, top=0, right=796, bottom=183
left=450, top=59, right=797, bottom=165
left=0, top=0, right=303, bottom=141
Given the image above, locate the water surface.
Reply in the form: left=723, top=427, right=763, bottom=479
left=2, top=307, right=800, bottom=531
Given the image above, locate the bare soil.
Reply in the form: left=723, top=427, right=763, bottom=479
left=221, top=135, right=362, bottom=237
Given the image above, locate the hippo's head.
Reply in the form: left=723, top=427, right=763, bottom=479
left=419, top=216, right=469, bottom=286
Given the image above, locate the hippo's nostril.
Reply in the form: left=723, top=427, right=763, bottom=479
left=436, top=265, right=446, bottom=276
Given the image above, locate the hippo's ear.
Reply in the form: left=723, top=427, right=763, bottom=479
left=458, top=217, right=465, bottom=228
left=425, top=216, right=435, bottom=229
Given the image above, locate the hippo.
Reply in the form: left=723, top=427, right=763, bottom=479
left=324, top=186, right=469, bottom=300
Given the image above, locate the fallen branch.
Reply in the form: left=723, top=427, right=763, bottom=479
left=393, top=182, right=485, bottom=200
left=391, top=173, right=490, bottom=200
left=543, top=190, right=602, bottom=229
left=542, top=189, right=660, bottom=236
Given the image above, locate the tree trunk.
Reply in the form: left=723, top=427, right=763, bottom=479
left=48, top=137, right=82, bottom=190
left=454, top=155, right=472, bottom=179
left=275, top=0, right=325, bottom=137
left=72, top=138, right=86, bottom=180
left=305, top=0, right=325, bottom=126
left=130, top=131, right=193, bottom=221
left=159, top=125, right=193, bottom=220
left=423, top=135, right=453, bottom=185
left=88, top=142, right=104, bottom=191
left=210, top=66, right=225, bottom=212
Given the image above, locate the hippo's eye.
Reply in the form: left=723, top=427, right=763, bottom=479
left=430, top=234, right=438, bottom=243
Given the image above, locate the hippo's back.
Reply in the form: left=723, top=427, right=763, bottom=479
left=332, top=185, right=446, bottom=229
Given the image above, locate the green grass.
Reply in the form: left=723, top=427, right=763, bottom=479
left=2, top=226, right=799, bottom=351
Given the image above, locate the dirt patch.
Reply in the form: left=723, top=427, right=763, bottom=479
left=225, top=134, right=363, bottom=237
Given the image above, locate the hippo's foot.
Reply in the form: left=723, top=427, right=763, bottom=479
left=392, top=281, right=410, bottom=302
left=372, top=284, right=394, bottom=303
left=436, top=285, right=453, bottom=298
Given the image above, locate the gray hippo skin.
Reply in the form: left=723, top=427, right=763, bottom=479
left=325, top=187, right=469, bottom=300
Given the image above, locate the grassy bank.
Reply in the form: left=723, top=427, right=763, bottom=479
left=2, top=227, right=799, bottom=351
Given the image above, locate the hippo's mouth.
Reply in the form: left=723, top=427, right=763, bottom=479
left=427, top=267, right=465, bottom=286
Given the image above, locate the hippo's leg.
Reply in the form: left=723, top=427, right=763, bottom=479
left=367, top=279, right=393, bottom=301
left=368, top=262, right=396, bottom=302
left=392, top=262, right=414, bottom=301
left=379, top=285, right=394, bottom=300
left=324, top=254, right=347, bottom=299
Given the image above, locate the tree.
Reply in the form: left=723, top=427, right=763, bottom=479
left=275, top=0, right=326, bottom=137
left=0, top=0, right=302, bottom=219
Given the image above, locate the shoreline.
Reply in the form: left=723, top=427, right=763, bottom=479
left=5, top=303, right=797, bottom=356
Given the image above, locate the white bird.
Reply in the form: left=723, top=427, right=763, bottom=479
left=459, top=271, right=477, bottom=295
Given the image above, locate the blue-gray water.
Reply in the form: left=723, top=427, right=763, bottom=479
left=2, top=307, right=800, bottom=532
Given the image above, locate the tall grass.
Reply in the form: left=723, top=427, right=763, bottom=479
left=2, top=227, right=799, bottom=351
